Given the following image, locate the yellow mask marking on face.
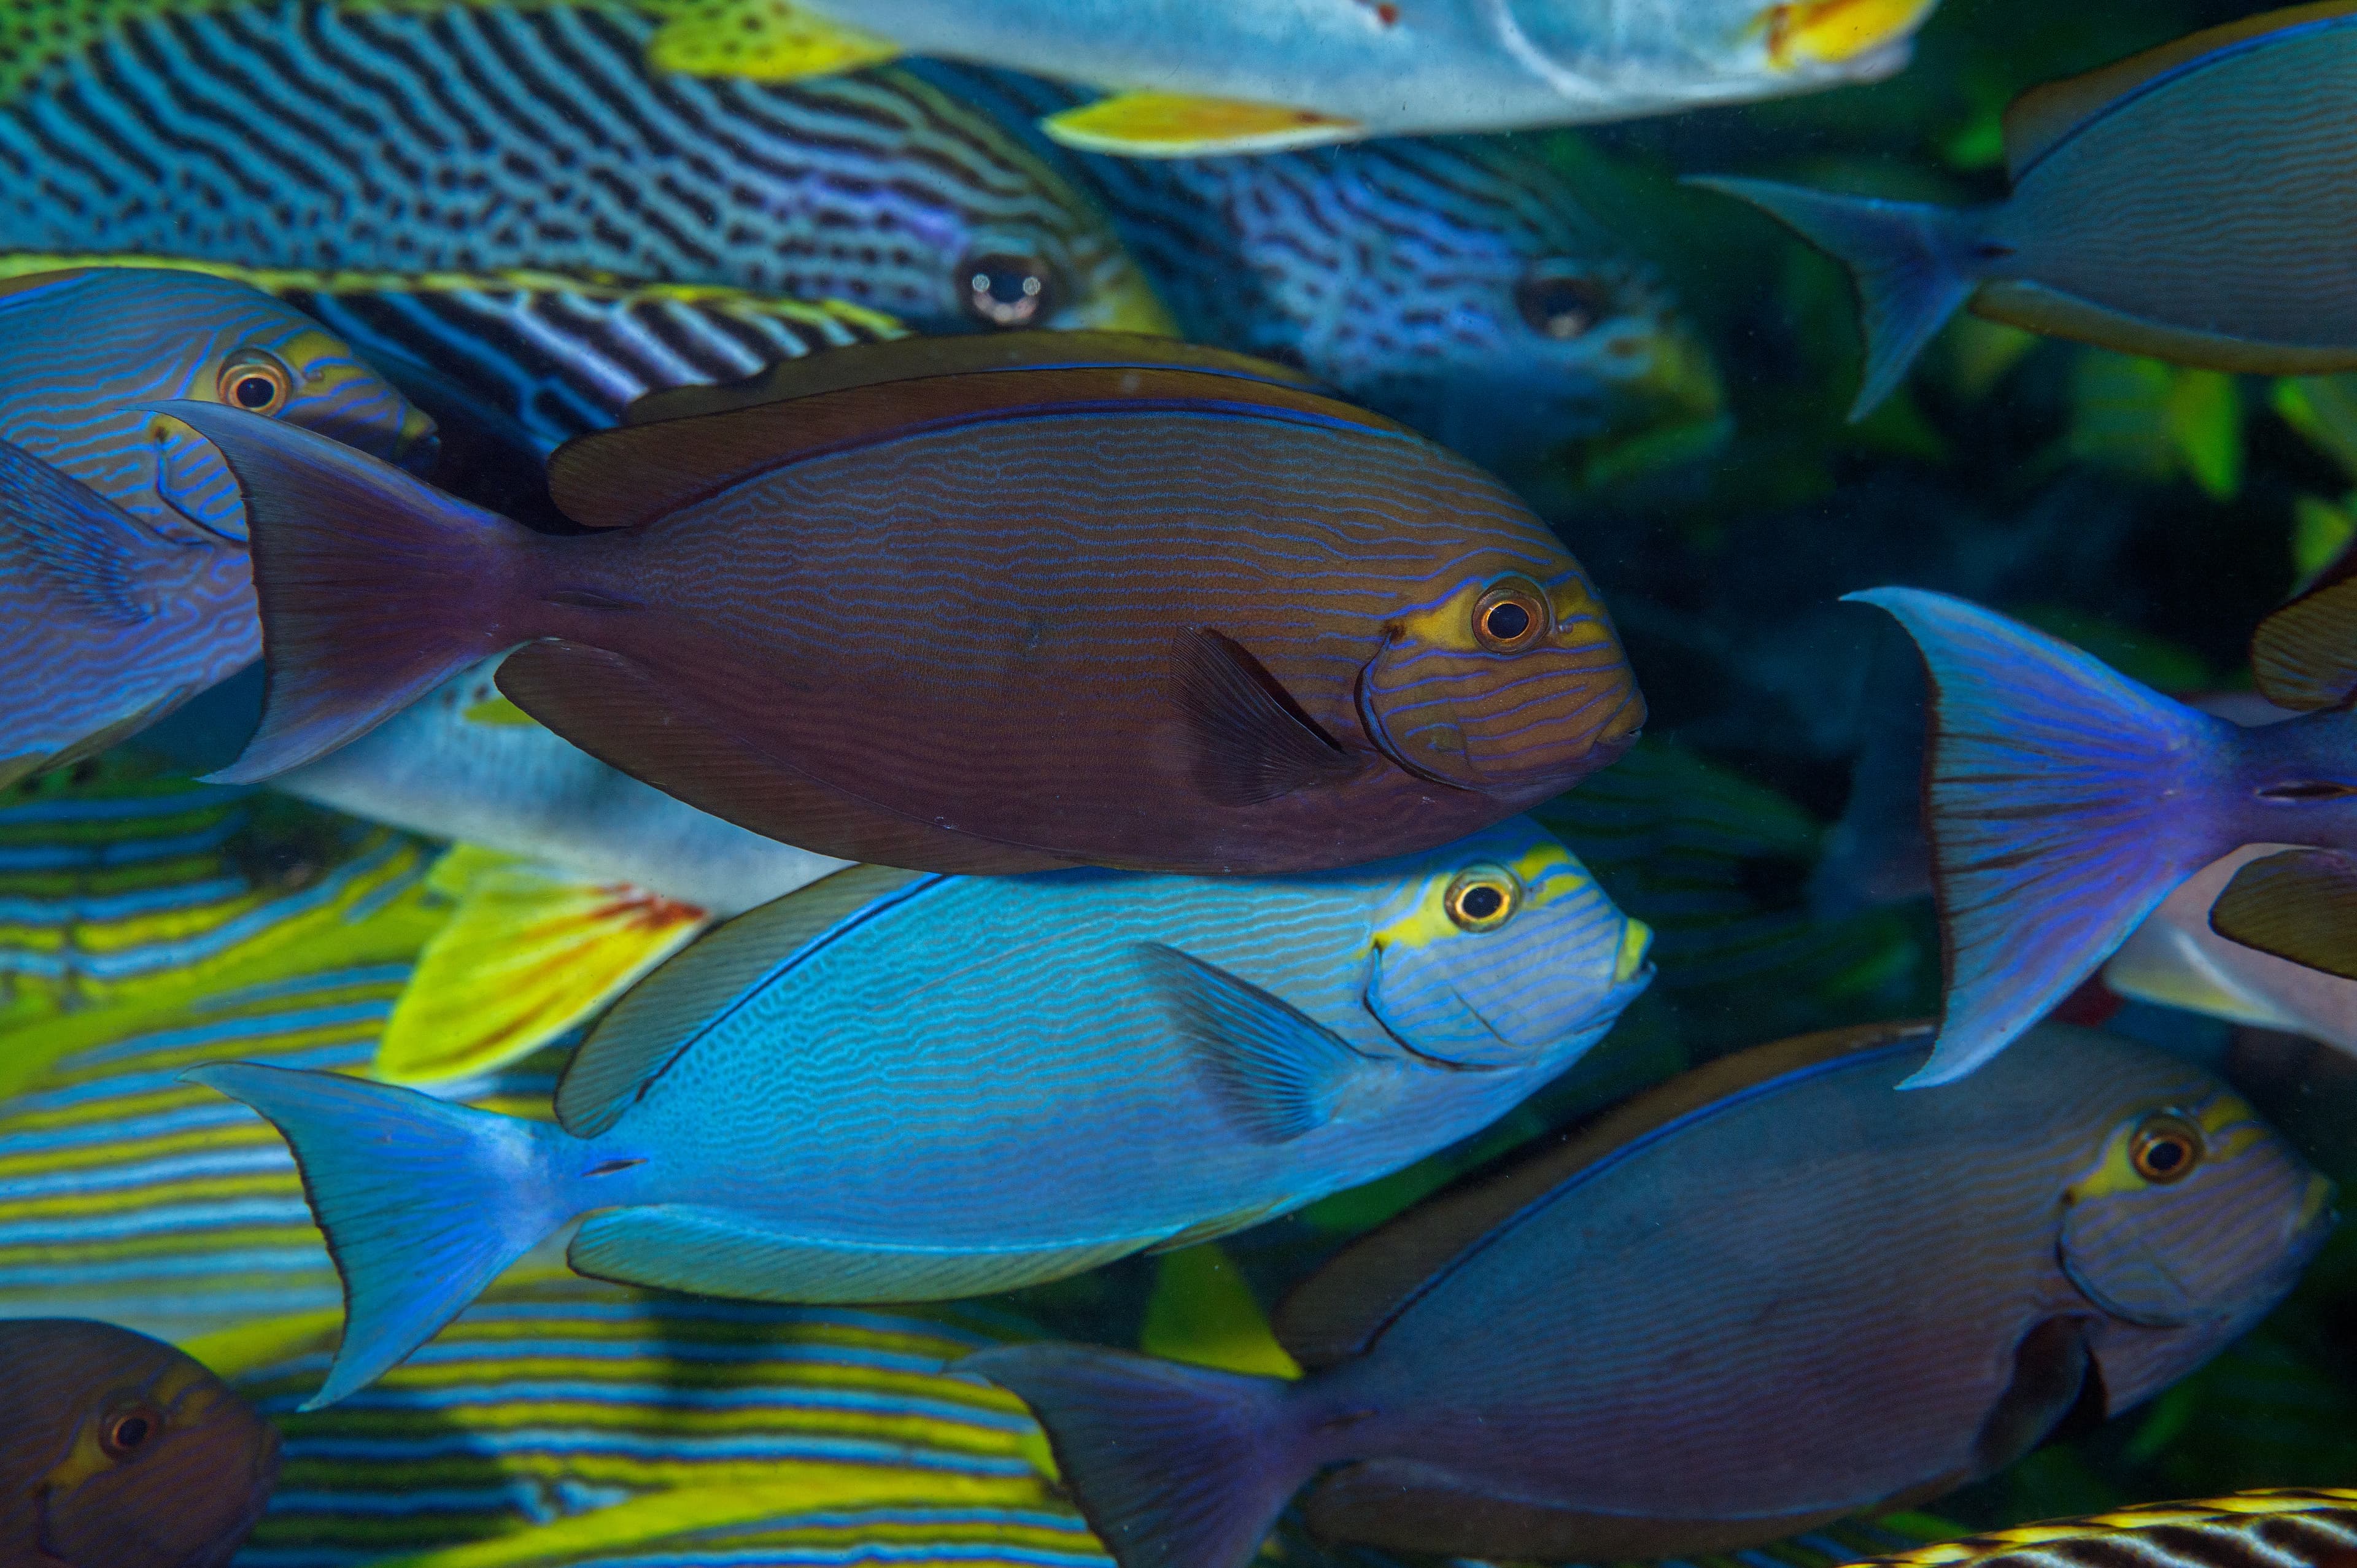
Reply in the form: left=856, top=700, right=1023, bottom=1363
left=1391, top=576, right=1617, bottom=656
left=2065, top=1090, right=2262, bottom=1204
left=1757, top=0, right=1938, bottom=67
left=1373, top=839, right=1590, bottom=955
left=462, top=694, right=543, bottom=727
left=1614, top=918, right=1654, bottom=983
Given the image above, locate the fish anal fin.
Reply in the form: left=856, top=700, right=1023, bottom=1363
left=495, top=640, right=1073, bottom=874
left=559, top=361, right=1397, bottom=530
left=1302, top=1459, right=1852, bottom=1560
left=1974, top=282, right=2357, bottom=376
left=2210, top=848, right=2357, bottom=981
left=1175, top=628, right=1363, bottom=807
left=1137, top=941, right=1371, bottom=1145
left=569, top=1205, right=1144, bottom=1301
left=1273, top=1021, right=1935, bottom=1368
left=2003, top=2, right=2357, bottom=180
left=556, top=861, right=932, bottom=1138
left=1042, top=92, right=1361, bottom=157
left=2254, top=577, right=2357, bottom=711
left=623, top=332, right=1320, bottom=425
left=375, top=859, right=713, bottom=1086
left=644, top=0, right=901, bottom=80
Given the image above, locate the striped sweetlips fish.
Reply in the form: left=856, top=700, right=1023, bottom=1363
left=0, top=267, right=432, bottom=789
left=190, top=816, right=1653, bottom=1408
left=0, top=1, right=1170, bottom=340
left=170, top=333, right=1647, bottom=875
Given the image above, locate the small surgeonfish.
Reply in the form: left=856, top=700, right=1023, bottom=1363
left=1695, top=4, right=2357, bottom=417
left=0, top=268, right=430, bottom=787
left=636, top=0, right=1939, bottom=154
left=1848, top=1489, right=2357, bottom=1568
left=914, top=66, right=1725, bottom=486
left=187, top=819, right=1653, bottom=1408
left=1848, top=582, right=2357, bottom=1085
left=0, top=2, right=1168, bottom=339
left=970, top=1021, right=2332, bottom=1568
left=166, top=335, right=1645, bottom=876
left=0, top=1320, right=280, bottom=1568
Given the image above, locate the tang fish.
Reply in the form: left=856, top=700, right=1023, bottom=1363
left=0, top=1319, right=280, bottom=1568
left=171, top=335, right=1645, bottom=875
left=912, top=68, right=1725, bottom=485
left=0, top=3, right=1169, bottom=339
left=638, top=0, right=1939, bottom=154
left=1697, top=4, right=2357, bottom=417
left=1849, top=1489, right=2357, bottom=1568
left=189, top=819, right=1652, bottom=1408
left=0, top=268, right=430, bottom=786
left=970, top=1021, right=2332, bottom=1568
left=1846, top=584, right=2357, bottom=1084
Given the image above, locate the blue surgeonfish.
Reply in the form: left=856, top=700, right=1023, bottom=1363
left=1848, top=581, right=2357, bottom=1084
left=0, top=268, right=429, bottom=787
left=971, top=1021, right=2332, bottom=1568
left=1694, top=3, right=2357, bottom=417
left=638, top=0, right=1939, bottom=154
left=187, top=820, right=1652, bottom=1409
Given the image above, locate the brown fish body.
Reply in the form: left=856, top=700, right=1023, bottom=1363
left=0, top=1320, right=278, bottom=1568
left=182, top=338, right=1643, bottom=874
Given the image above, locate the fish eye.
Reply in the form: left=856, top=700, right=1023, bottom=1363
left=100, top=1407, right=158, bottom=1459
left=1515, top=267, right=1609, bottom=341
left=960, top=252, right=1058, bottom=328
left=2129, top=1113, right=2205, bottom=1184
left=1444, top=866, right=1521, bottom=932
left=215, top=352, right=293, bottom=416
left=1473, top=579, right=1550, bottom=654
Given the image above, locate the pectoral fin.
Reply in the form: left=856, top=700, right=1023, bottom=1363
left=375, top=848, right=712, bottom=1084
left=2253, top=574, right=2357, bottom=711
left=2210, top=848, right=2357, bottom=981
left=1174, top=628, right=1361, bottom=808
left=644, top=0, right=900, bottom=80
left=1042, top=93, right=1360, bottom=157
left=1138, top=941, right=1369, bottom=1143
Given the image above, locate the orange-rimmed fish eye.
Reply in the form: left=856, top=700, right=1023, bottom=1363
left=960, top=251, right=1058, bottom=327
left=2130, top=1113, right=2205, bottom=1184
left=1473, top=579, right=1550, bottom=654
left=215, top=351, right=293, bottom=416
left=99, top=1405, right=160, bottom=1460
left=1514, top=266, right=1608, bottom=341
left=1444, top=866, right=1521, bottom=932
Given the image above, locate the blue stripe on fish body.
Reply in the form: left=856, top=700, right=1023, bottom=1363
left=0, top=4, right=1164, bottom=338
left=193, top=818, right=1651, bottom=1407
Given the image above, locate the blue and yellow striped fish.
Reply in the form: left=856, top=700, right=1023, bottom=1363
left=0, top=2, right=1167, bottom=340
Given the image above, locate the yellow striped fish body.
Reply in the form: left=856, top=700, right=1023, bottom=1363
left=1851, top=1489, right=2357, bottom=1567
left=209, top=1274, right=1096, bottom=1564
left=0, top=3, right=1167, bottom=340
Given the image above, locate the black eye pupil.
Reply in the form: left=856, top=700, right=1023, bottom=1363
left=111, top=1416, right=150, bottom=1448
left=2147, top=1140, right=2186, bottom=1172
left=1515, top=272, right=1606, bottom=339
left=1485, top=603, right=1532, bottom=641
left=235, top=376, right=276, bottom=408
left=1460, top=885, right=1504, bottom=920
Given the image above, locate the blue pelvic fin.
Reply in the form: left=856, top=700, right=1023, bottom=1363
left=1137, top=942, right=1369, bottom=1143
left=963, top=1343, right=1307, bottom=1568
left=0, top=438, right=150, bottom=623
left=183, top=1062, right=571, bottom=1409
left=569, top=1206, right=1145, bottom=1302
left=1686, top=178, right=1982, bottom=420
left=1844, top=589, right=2229, bottom=1086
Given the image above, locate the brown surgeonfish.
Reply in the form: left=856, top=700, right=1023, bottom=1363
left=0, top=1320, right=279, bottom=1568
left=164, top=333, right=1643, bottom=875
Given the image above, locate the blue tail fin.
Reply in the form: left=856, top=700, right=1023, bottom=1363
left=184, top=1062, right=573, bottom=1409
left=1687, top=179, right=1982, bottom=419
left=964, top=1345, right=1307, bottom=1568
left=1844, top=589, right=2235, bottom=1086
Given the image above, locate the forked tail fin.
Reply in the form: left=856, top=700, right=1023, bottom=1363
left=963, top=1344, right=1309, bottom=1568
left=183, top=1062, right=575, bottom=1409
left=156, top=401, right=531, bottom=784
left=1686, top=179, right=1984, bottom=419
left=1845, top=589, right=2235, bottom=1086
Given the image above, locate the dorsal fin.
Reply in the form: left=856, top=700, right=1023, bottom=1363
left=624, top=330, right=1322, bottom=425
left=2003, top=2, right=2357, bottom=179
left=554, top=862, right=935, bottom=1137
left=552, top=359, right=1392, bottom=533
left=1271, top=1020, right=1935, bottom=1368
left=2253, top=574, right=2357, bottom=711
